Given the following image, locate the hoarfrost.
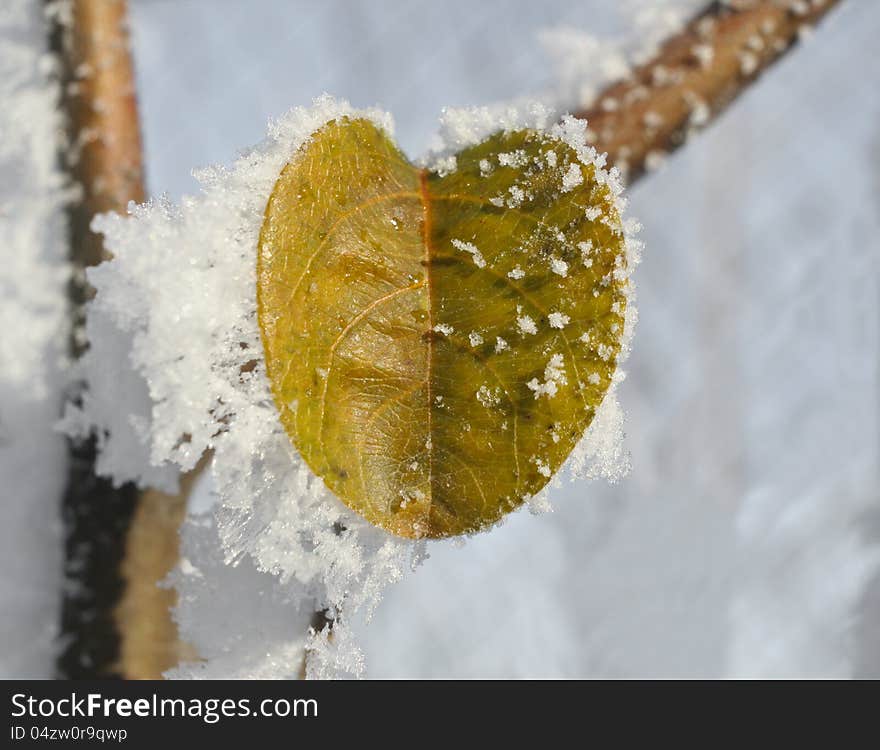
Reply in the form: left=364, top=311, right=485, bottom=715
left=531, top=456, right=552, bottom=478
left=476, top=385, right=500, bottom=408
left=432, top=154, right=457, bottom=177
left=561, top=162, right=584, bottom=191
left=539, top=3, right=687, bottom=110
left=69, top=96, right=423, bottom=680
left=538, top=27, right=631, bottom=109
left=497, top=149, right=528, bottom=168
left=405, top=102, right=640, bottom=497
left=526, top=353, right=568, bottom=399
left=567, top=371, right=631, bottom=483
left=507, top=184, right=526, bottom=208
left=427, top=101, right=554, bottom=161
left=550, top=256, right=569, bottom=277
left=166, top=510, right=312, bottom=680
left=68, top=96, right=638, bottom=679
left=451, top=238, right=486, bottom=268
left=516, top=309, right=539, bottom=336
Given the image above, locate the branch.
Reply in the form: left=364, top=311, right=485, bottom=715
left=46, top=0, right=844, bottom=679
left=578, top=0, right=844, bottom=184
left=50, top=0, right=186, bottom=679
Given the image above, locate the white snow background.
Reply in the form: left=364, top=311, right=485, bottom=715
left=2, top=0, right=878, bottom=677
left=0, top=1, right=68, bottom=678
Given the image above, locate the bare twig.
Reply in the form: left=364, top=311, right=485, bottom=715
left=115, top=461, right=205, bottom=678
left=47, top=0, right=844, bottom=679
left=50, top=0, right=188, bottom=679
left=579, top=0, right=844, bottom=184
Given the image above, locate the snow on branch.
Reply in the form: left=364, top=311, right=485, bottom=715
left=69, top=96, right=641, bottom=678
left=578, top=0, right=844, bottom=184
left=50, top=0, right=846, bottom=680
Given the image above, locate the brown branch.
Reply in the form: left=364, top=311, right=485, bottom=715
left=115, top=461, right=205, bottom=678
left=578, top=0, right=844, bottom=185
left=50, top=0, right=187, bottom=679
left=54, top=0, right=144, bottom=272
left=46, top=0, right=844, bottom=680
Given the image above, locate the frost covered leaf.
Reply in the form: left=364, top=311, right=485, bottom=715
left=258, top=117, right=628, bottom=539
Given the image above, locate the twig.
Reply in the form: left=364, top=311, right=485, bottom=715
left=50, top=0, right=187, bottom=679
left=114, top=463, right=205, bottom=678
left=46, top=0, right=844, bottom=679
left=579, top=0, right=844, bottom=184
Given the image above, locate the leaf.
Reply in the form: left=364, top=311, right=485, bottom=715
left=257, top=117, right=628, bottom=539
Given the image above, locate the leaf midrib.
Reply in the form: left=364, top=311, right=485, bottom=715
left=418, top=167, right=436, bottom=523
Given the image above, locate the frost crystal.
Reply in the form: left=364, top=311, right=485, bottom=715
left=550, top=257, right=569, bottom=277
left=516, top=309, right=539, bottom=335
left=451, top=238, right=486, bottom=268
left=426, top=105, right=641, bottom=490
left=476, top=385, right=500, bottom=408
left=497, top=149, right=528, bottom=168
left=68, top=96, right=425, bottom=680
left=531, top=456, right=552, bottom=478
left=507, top=185, right=526, bottom=208
left=432, top=154, right=457, bottom=177
left=561, top=162, right=584, bottom=191
left=67, top=95, right=640, bottom=679
left=526, top=354, right=568, bottom=399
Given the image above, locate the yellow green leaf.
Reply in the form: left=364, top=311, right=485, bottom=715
left=257, top=117, right=628, bottom=539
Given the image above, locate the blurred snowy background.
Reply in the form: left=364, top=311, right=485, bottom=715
left=2, top=0, right=878, bottom=678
